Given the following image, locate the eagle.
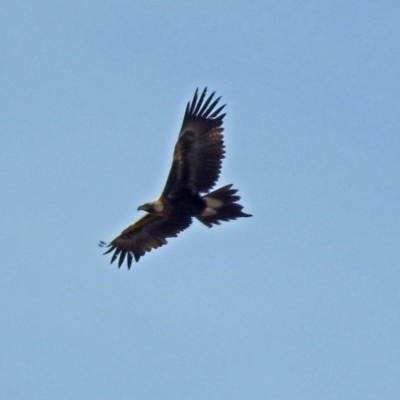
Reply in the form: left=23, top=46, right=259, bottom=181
left=100, top=88, right=251, bottom=268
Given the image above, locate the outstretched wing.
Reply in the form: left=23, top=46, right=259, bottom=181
left=100, top=214, right=192, bottom=268
left=162, top=88, right=226, bottom=197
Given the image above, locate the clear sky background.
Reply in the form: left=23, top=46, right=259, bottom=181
left=1, top=1, right=399, bottom=399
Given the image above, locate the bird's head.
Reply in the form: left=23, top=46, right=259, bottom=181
left=137, top=200, right=164, bottom=214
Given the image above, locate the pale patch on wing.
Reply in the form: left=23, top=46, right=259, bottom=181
left=200, top=207, right=217, bottom=217
left=203, top=196, right=223, bottom=209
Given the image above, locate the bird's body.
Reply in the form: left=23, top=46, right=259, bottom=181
left=100, top=88, right=251, bottom=268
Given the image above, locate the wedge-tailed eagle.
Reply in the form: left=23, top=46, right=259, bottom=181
left=100, top=88, right=251, bottom=268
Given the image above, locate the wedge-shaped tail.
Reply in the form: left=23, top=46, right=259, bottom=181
left=196, top=184, right=252, bottom=227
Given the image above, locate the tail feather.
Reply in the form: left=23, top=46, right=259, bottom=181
left=196, top=184, right=252, bottom=227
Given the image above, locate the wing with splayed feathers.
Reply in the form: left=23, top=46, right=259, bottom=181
left=99, top=214, right=192, bottom=268
left=162, top=88, right=226, bottom=197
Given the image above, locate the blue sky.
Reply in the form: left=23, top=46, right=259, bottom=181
left=1, top=1, right=399, bottom=399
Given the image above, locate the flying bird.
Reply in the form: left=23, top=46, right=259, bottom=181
left=100, top=88, right=251, bottom=268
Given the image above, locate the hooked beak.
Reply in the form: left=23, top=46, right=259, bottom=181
left=137, top=203, right=150, bottom=212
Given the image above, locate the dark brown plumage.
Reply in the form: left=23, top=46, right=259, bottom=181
left=100, top=88, right=251, bottom=268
